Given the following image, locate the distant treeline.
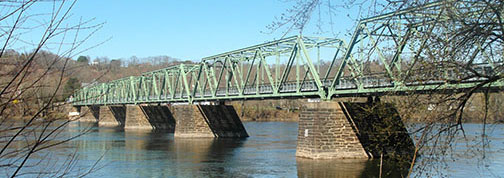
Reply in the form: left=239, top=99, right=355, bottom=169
left=2, top=49, right=502, bottom=123
left=0, top=49, right=194, bottom=119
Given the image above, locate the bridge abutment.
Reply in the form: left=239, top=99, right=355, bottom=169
left=79, top=106, right=99, bottom=122
left=124, top=105, right=176, bottom=131
left=99, top=105, right=126, bottom=127
left=172, top=105, right=248, bottom=138
left=296, top=101, right=414, bottom=159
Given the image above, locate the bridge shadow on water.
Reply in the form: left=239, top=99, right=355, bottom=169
left=67, top=122, right=411, bottom=177
left=125, top=133, right=247, bottom=177
left=170, top=138, right=247, bottom=177
left=78, top=125, right=246, bottom=177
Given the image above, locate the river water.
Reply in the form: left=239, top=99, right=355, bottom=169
left=51, top=122, right=504, bottom=177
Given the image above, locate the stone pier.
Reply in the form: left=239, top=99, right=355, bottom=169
left=172, top=105, right=248, bottom=138
left=124, top=105, right=176, bottom=131
left=139, top=105, right=176, bottom=132
left=99, top=105, right=126, bottom=127
left=296, top=101, right=414, bottom=159
left=79, top=106, right=100, bottom=122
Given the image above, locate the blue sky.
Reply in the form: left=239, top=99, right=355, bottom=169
left=18, top=0, right=361, bottom=62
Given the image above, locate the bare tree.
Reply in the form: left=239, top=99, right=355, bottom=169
left=0, top=0, right=105, bottom=177
left=270, top=0, right=503, bottom=177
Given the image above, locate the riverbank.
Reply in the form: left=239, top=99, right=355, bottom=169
left=229, top=100, right=301, bottom=122
left=61, top=92, right=504, bottom=124
left=229, top=94, right=504, bottom=124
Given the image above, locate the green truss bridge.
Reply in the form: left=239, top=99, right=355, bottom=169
left=73, top=1, right=504, bottom=106
left=70, top=1, right=504, bottom=159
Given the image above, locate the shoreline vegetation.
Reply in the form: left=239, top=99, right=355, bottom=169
left=3, top=50, right=502, bottom=124
left=231, top=94, right=504, bottom=124
left=56, top=94, right=503, bottom=124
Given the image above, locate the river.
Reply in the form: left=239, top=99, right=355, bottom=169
left=27, top=122, right=504, bottom=177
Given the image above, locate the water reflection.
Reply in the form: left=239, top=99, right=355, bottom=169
left=172, top=138, right=245, bottom=177
left=297, top=158, right=410, bottom=178
left=58, top=122, right=504, bottom=177
left=297, top=158, right=369, bottom=178
left=69, top=125, right=246, bottom=177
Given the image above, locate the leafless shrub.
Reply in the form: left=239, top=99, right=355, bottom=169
left=271, top=0, right=503, bottom=177
left=0, top=0, right=105, bottom=177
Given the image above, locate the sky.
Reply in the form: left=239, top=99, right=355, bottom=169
left=10, top=0, right=361, bottom=62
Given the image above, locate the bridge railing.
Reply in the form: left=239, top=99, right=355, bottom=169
left=72, top=61, right=501, bottom=106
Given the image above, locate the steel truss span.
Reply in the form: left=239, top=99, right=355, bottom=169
left=73, top=1, right=504, bottom=106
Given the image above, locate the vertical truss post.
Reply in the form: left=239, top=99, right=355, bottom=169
left=141, top=76, right=148, bottom=102
left=331, top=23, right=363, bottom=91
left=159, top=71, right=166, bottom=100
left=324, top=41, right=344, bottom=83
left=192, top=64, right=204, bottom=100
left=258, top=51, right=276, bottom=94
left=229, top=61, right=242, bottom=95
left=214, top=57, right=228, bottom=97
left=242, top=51, right=257, bottom=95
left=256, top=53, right=261, bottom=95
left=390, top=27, right=412, bottom=84
left=129, top=76, right=136, bottom=104
left=172, top=70, right=180, bottom=99
left=153, top=73, right=159, bottom=100
left=296, top=48, right=300, bottom=93
left=102, top=83, right=107, bottom=104
left=278, top=44, right=298, bottom=93
left=317, top=45, right=320, bottom=73
left=298, top=37, right=326, bottom=99
left=179, top=64, right=192, bottom=103
left=362, top=24, right=395, bottom=81
left=203, top=63, right=216, bottom=97
left=165, top=71, right=173, bottom=100
left=236, top=58, right=245, bottom=87
left=276, top=45, right=280, bottom=86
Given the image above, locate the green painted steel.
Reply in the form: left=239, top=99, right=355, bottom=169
left=72, top=1, right=503, bottom=106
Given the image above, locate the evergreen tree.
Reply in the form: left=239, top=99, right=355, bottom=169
left=63, top=77, right=81, bottom=101
left=77, top=56, right=89, bottom=64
